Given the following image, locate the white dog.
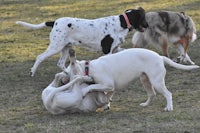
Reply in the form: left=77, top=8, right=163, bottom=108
left=42, top=70, right=110, bottom=114
left=65, top=48, right=199, bottom=111
left=16, top=7, right=148, bottom=76
left=42, top=49, right=110, bottom=114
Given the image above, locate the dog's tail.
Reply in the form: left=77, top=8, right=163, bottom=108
left=162, top=56, right=199, bottom=70
left=16, top=21, right=54, bottom=29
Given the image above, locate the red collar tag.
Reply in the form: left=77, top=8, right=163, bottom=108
left=85, top=61, right=89, bottom=76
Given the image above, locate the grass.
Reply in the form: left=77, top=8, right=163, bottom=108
left=0, top=0, right=200, bottom=132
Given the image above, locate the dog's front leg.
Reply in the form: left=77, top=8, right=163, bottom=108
left=31, top=50, right=60, bottom=77
left=82, top=84, right=114, bottom=97
left=30, top=42, right=66, bottom=76
left=82, top=84, right=114, bottom=110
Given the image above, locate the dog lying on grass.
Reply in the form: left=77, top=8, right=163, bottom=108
left=42, top=50, right=110, bottom=114
left=132, top=11, right=197, bottom=64
left=16, top=7, right=148, bottom=76
left=64, top=48, right=199, bottom=111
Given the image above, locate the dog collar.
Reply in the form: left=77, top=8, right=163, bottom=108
left=85, top=61, right=90, bottom=76
left=122, top=13, right=132, bottom=29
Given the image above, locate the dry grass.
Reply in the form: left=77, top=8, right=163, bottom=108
left=0, top=0, right=200, bottom=132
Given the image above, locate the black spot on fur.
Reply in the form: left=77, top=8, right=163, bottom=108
left=158, top=12, right=170, bottom=31
left=177, top=13, right=185, bottom=25
left=101, top=35, right=113, bottom=54
left=79, top=41, right=82, bottom=43
left=105, top=23, right=108, bottom=30
left=45, top=21, right=55, bottom=27
left=68, top=23, right=72, bottom=27
left=169, top=25, right=179, bottom=34
left=89, top=24, right=94, bottom=26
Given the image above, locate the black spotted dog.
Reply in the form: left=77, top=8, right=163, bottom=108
left=16, top=7, right=148, bottom=76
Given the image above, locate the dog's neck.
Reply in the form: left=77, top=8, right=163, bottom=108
left=119, top=13, right=132, bottom=31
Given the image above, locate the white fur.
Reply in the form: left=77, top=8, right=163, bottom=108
left=42, top=72, right=109, bottom=114
left=65, top=48, right=199, bottom=111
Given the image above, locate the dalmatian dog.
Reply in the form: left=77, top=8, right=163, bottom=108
left=64, top=48, right=199, bottom=111
left=42, top=49, right=110, bottom=114
left=16, top=7, right=148, bottom=77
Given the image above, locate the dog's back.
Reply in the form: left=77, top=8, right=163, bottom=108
left=90, top=48, right=163, bottom=89
left=146, top=11, right=195, bottom=42
left=133, top=11, right=196, bottom=45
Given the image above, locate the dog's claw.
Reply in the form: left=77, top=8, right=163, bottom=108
left=103, top=106, right=110, bottom=111
left=30, top=71, right=34, bottom=77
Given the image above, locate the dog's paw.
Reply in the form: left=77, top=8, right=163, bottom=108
left=164, top=106, right=173, bottom=111
left=140, top=102, right=148, bottom=107
left=30, top=68, right=35, bottom=77
left=30, top=71, right=34, bottom=77
left=103, top=104, right=110, bottom=111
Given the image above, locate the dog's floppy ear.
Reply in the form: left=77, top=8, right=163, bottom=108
left=136, top=6, right=145, bottom=11
left=125, top=9, right=134, bottom=12
left=125, top=7, right=145, bottom=13
left=180, top=11, right=185, bottom=15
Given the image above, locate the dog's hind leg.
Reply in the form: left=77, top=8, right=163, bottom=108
left=162, top=38, right=169, bottom=57
left=149, top=70, right=173, bottom=111
left=139, top=73, right=156, bottom=107
left=176, top=43, right=194, bottom=64
left=30, top=43, right=65, bottom=77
